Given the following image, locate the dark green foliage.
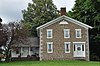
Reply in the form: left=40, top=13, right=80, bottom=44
left=68, top=0, right=100, bottom=60
left=22, top=0, right=58, bottom=36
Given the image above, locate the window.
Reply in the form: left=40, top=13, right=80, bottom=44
left=15, top=48, right=20, bottom=54
left=47, top=42, right=53, bottom=53
left=16, top=50, right=19, bottom=54
left=47, top=29, right=52, bottom=38
left=75, top=29, right=81, bottom=38
left=64, top=42, right=70, bottom=53
left=64, top=29, right=70, bottom=38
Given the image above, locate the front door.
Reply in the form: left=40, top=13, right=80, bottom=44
left=73, top=43, right=85, bottom=57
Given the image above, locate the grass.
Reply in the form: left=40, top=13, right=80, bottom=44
left=0, top=60, right=100, bottom=66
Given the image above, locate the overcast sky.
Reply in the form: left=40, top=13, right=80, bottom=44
left=0, top=0, right=75, bottom=23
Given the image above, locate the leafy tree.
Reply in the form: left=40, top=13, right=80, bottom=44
left=22, top=0, right=58, bottom=36
left=0, top=18, right=8, bottom=61
left=0, top=18, right=8, bottom=47
left=0, top=18, right=8, bottom=60
left=0, top=19, right=29, bottom=61
left=68, top=0, right=100, bottom=60
left=6, top=22, right=29, bottom=62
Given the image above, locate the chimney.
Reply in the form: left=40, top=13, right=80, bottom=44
left=60, top=7, right=66, bottom=16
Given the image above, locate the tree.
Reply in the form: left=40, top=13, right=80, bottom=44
left=0, top=18, right=8, bottom=61
left=6, top=22, right=29, bottom=62
left=0, top=18, right=8, bottom=47
left=22, top=0, right=58, bottom=36
left=0, top=19, right=29, bottom=61
left=67, top=0, right=100, bottom=60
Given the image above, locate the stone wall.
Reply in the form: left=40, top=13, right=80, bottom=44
left=40, top=20, right=89, bottom=61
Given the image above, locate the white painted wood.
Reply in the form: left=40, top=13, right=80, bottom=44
left=59, top=20, right=68, bottom=24
left=73, top=42, right=85, bottom=57
left=21, top=47, right=22, bottom=57
left=39, top=29, right=42, bottom=61
left=11, top=47, right=39, bottom=58
left=73, top=42, right=85, bottom=44
left=11, top=48, right=20, bottom=57
left=11, top=51, right=20, bottom=57
left=29, top=47, right=31, bottom=55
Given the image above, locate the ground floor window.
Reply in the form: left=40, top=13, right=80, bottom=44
left=47, top=42, right=53, bottom=53
left=64, top=42, right=70, bottom=53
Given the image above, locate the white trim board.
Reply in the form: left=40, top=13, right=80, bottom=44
left=73, top=42, right=86, bottom=44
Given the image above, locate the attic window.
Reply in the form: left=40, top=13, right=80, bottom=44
left=59, top=20, right=68, bottom=24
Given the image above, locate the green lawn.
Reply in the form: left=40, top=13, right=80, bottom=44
left=0, top=60, right=100, bottom=66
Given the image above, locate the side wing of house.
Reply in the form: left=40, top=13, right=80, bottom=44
left=37, top=15, right=93, bottom=61
left=11, top=37, right=39, bottom=58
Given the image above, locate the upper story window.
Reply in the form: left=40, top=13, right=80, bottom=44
left=64, top=42, right=70, bottom=53
left=64, top=29, right=70, bottom=38
left=75, top=29, right=81, bottom=38
left=47, top=42, right=53, bottom=53
left=47, top=29, right=52, bottom=38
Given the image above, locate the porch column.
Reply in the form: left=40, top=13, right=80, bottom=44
left=21, top=47, right=23, bottom=57
left=29, top=47, right=31, bottom=56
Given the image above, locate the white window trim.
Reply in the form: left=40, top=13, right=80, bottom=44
left=75, top=29, right=81, bottom=38
left=73, top=42, right=85, bottom=44
left=47, top=42, right=53, bottom=53
left=64, top=29, right=70, bottom=38
left=47, top=29, right=53, bottom=38
left=64, top=42, right=70, bottom=53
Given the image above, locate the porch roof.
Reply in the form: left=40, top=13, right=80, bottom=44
left=11, top=37, right=39, bottom=47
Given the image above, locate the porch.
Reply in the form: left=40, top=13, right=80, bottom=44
left=11, top=47, right=39, bottom=58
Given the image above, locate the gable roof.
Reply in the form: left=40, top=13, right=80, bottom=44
left=36, top=15, right=93, bottom=30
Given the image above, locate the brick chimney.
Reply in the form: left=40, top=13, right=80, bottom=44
left=60, top=7, right=66, bottom=16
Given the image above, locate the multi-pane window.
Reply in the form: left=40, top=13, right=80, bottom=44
left=64, top=29, right=70, bottom=38
left=47, top=29, right=52, bottom=38
left=75, top=29, right=81, bottom=38
left=47, top=42, right=53, bottom=53
left=64, top=42, right=70, bottom=53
